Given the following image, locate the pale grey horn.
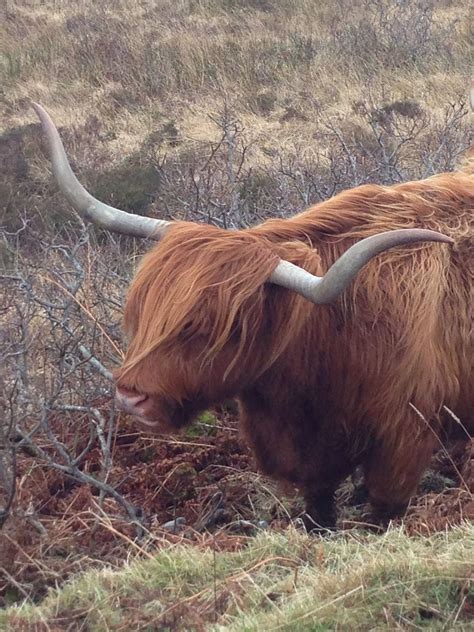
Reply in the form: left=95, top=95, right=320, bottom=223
left=32, top=103, right=169, bottom=240
left=269, top=229, right=454, bottom=304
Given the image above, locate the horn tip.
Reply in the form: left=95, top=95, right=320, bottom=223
left=417, top=230, right=454, bottom=245
left=440, top=235, right=455, bottom=244
left=31, top=101, right=47, bottom=122
left=31, top=102, right=51, bottom=124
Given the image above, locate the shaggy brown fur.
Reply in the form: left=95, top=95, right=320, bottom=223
left=115, top=167, right=473, bottom=527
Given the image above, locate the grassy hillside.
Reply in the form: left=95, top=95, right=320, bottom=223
left=2, top=525, right=473, bottom=630
left=1, top=0, right=471, bottom=233
left=0, top=0, right=472, bottom=629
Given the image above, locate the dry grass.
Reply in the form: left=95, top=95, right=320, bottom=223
left=1, top=0, right=471, bottom=234
left=1, top=524, right=472, bottom=630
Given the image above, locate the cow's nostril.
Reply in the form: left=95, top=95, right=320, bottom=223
left=115, top=386, right=149, bottom=413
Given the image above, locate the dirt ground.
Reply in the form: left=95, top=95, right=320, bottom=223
left=1, top=405, right=473, bottom=607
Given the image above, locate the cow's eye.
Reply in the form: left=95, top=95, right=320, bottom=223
left=180, top=322, right=196, bottom=338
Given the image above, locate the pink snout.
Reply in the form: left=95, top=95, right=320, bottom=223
left=115, top=386, right=150, bottom=416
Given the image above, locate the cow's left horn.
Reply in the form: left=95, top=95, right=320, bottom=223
left=269, top=229, right=454, bottom=304
left=32, top=103, right=169, bottom=240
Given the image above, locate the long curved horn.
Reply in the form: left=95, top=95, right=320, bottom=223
left=32, top=103, right=169, bottom=240
left=269, top=229, right=454, bottom=304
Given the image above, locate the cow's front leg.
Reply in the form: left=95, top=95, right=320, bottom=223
left=303, top=488, right=337, bottom=532
left=364, top=430, right=438, bottom=524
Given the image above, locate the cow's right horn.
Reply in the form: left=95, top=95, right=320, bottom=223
left=32, top=103, right=169, bottom=240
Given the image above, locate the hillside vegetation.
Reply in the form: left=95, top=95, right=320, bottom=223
left=2, top=526, right=473, bottom=630
left=0, top=0, right=472, bottom=629
left=1, top=0, right=471, bottom=233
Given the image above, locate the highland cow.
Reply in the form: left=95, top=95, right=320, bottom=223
left=33, top=104, right=473, bottom=528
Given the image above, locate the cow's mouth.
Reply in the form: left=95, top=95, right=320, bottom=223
left=133, top=403, right=197, bottom=433
left=136, top=416, right=160, bottom=428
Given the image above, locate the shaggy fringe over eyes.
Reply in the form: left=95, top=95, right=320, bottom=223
left=120, top=222, right=284, bottom=378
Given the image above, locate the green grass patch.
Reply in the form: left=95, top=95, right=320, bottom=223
left=186, top=411, right=220, bottom=438
left=2, top=524, right=472, bottom=630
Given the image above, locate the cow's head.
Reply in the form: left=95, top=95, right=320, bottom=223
left=33, top=103, right=454, bottom=432
left=113, top=222, right=288, bottom=432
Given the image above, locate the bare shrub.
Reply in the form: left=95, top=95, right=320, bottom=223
left=1, top=226, right=146, bottom=530
left=328, top=0, right=462, bottom=74
left=144, top=97, right=470, bottom=225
